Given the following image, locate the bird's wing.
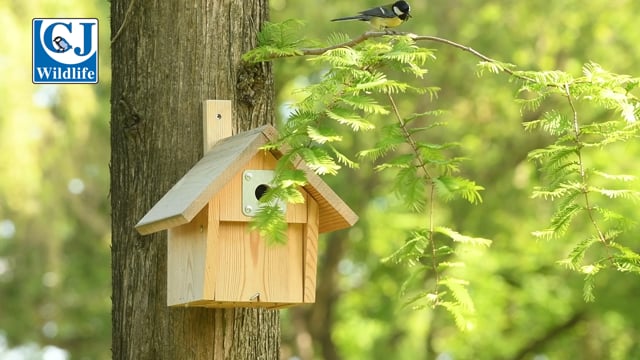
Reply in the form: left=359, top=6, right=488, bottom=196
left=358, top=5, right=397, bottom=18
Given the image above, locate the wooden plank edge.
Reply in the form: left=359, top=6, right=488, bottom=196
left=135, top=213, right=190, bottom=235
left=135, top=127, right=272, bottom=235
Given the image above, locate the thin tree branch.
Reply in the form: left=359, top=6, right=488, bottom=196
left=563, top=85, right=612, bottom=257
left=387, top=93, right=439, bottom=300
left=298, top=31, right=382, bottom=55
left=287, top=31, right=535, bottom=83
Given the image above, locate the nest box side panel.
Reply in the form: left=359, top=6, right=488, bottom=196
left=203, top=197, right=220, bottom=300
left=213, top=221, right=304, bottom=304
left=217, top=151, right=308, bottom=223
left=303, top=196, right=319, bottom=303
left=166, top=206, right=209, bottom=306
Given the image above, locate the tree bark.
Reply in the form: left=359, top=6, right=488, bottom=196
left=110, top=1, right=278, bottom=359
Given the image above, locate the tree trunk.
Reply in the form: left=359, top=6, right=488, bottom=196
left=110, top=1, right=278, bottom=359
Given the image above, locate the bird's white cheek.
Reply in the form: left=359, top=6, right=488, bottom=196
left=392, top=5, right=404, bottom=16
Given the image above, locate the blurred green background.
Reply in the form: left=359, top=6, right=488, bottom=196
left=1, top=0, right=639, bottom=359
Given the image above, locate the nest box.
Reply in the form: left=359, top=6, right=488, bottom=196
left=135, top=100, right=358, bottom=308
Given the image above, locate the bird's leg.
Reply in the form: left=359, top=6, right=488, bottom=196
left=383, top=28, right=399, bottom=35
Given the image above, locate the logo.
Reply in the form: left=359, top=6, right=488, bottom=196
left=33, top=18, right=98, bottom=84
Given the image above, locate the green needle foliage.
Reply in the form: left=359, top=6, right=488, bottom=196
left=517, top=63, right=640, bottom=300
left=244, top=21, right=640, bottom=326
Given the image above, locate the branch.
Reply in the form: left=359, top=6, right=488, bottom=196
left=298, top=31, right=383, bottom=55
left=563, top=85, right=612, bottom=258
left=287, top=31, right=534, bottom=82
left=387, top=93, right=440, bottom=299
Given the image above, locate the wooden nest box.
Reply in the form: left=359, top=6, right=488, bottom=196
left=135, top=100, right=358, bottom=308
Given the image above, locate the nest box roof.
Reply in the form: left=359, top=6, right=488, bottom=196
left=135, top=125, right=358, bottom=235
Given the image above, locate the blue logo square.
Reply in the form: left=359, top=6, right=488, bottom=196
left=33, top=18, right=99, bottom=84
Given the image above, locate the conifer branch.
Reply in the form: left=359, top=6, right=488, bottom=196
left=563, top=85, right=611, bottom=254
left=290, top=32, right=536, bottom=83
left=387, top=93, right=440, bottom=299
left=244, top=20, right=640, bottom=307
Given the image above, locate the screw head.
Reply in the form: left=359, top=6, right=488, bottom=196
left=244, top=172, right=253, bottom=181
left=244, top=205, right=253, bottom=214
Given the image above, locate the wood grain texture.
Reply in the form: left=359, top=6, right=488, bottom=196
left=135, top=128, right=270, bottom=235
left=212, top=222, right=304, bottom=304
left=216, top=151, right=308, bottom=223
left=110, top=0, right=280, bottom=357
left=167, top=206, right=208, bottom=305
left=167, top=188, right=307, bottom=307
left=202, top=100, right=233, bottom=153
left=303, top=197, right=319, bottom=303
left=136, top=124, right=359, bottom=235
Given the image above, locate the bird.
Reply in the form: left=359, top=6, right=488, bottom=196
left=52, top=36, right=72, bottom=52
left=331, top=1, right=412, bottom=30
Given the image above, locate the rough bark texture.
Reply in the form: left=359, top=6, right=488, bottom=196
left=110, top=1, right=278, bottom=358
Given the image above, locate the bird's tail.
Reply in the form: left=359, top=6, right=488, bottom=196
left=331, top=15, right=368, bottom=22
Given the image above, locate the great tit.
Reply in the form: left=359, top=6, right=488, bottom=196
left=331, top=1, right=412, bottom=30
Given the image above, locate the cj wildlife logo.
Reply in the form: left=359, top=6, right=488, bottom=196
left=32, top=18, right=98, bottom=84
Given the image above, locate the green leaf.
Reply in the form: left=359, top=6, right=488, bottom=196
left=434, top=245, right=455, bottom=257
left=402, top=290, right=436, bottom=310
left=250, top=205, right=288, bottom=245
left=440, top=277, right=474, bottom=311
left=340, top=95, right=389, bottom=115
left=373, top=157, right=413, bottom=171
left=592, top=170, right=636, bottom=182
left=476, top=61, right=507, bottom=75
left=588, top=187, right=640, bottom=200
left=404, top=110, right=447, bottom=124
left=382, top=230, right=429, bottom=265
left=531, top=229, right=555, bottom=240
left=558, top=236, right=600, bottom=270
left=317, top=47, right=362, bottom=67
left=328, top=145, right=359, bottom=169
left=433, top=175, right=484, bottom=204
left=610, top=242, right=640, bottom=273
left=297, top=147, right=341, bottom=175
left=357, top=125, right=405, bottom=160
left=434, top=227, right=492, bottom=247
left=437, top=261, right=466, bottom=271
left=325, top=107, right=376, bottom=131
left=394, top=167, right=427, bottom=211
left=549, top=201, right=582, bottom=236
left=242, top=19, right=306, bottom=62
left=306, top=125, right=343, bottom=144
left=581, top=265, right=602, bottom=302
left=325, top=32, right=352, bottom=46
left=438, top=277, right=477, bottom=331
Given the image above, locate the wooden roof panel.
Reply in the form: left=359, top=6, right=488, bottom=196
left=136, top=128, right=268, bottom=235
left=135, top=125, right=358, bottom=235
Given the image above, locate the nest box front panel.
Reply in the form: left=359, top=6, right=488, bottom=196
left=164, top=148, right=324, bottom=307
left=212, top=222, right=304, bottom=303
left=216, top=152, right=308, bottom=223
left=207, top=150, right=316, bottom=305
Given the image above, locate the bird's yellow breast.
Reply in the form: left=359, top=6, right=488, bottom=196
left=370, top=16, right=404, bottom=29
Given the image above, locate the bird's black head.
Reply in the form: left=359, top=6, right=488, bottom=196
left=392, top=0, right=411, bottom=20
